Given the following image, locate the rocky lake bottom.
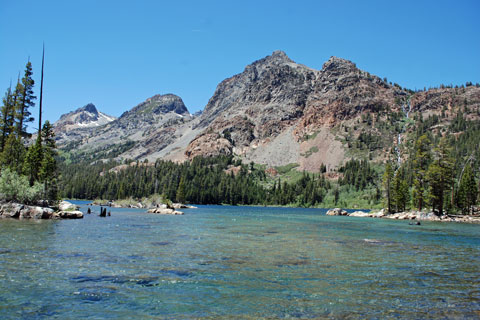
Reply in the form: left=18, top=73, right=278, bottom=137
left=0, top=202, right=479, bottom=319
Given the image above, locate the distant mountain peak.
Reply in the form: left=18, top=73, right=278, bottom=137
left=54, top=103, right=116, bottom=136
left=124, top=93, right=189, bottom=118
left=79, top=103, right=98, bottom=114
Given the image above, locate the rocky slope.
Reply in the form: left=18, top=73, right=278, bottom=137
left=56, top=94, right=201, bottom=162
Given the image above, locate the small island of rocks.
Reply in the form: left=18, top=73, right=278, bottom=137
left=0, top=200, right=83, bottom=220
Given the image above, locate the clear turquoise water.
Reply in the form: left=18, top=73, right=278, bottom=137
left=0, top=202, right=479, bottom=319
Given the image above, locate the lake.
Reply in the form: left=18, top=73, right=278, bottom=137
left=1, top=202, right=479, bottom=319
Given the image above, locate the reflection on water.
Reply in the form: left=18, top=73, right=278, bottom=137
left=1, top=202, right=479, bottom=319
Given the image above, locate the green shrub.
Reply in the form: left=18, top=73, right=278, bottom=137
left=0, top=167, right=43, bottom=204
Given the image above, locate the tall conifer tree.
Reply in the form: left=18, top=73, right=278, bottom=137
left=412, top=134, right=431, bottom=211
left=0, top=85, right=16, bottom=152
left=15, top=61, right=36, bottom=138
left=383, top=162, right=394, bottom=213
left=426, top=137, right=455, bottom=215
left=457, top=163, right=478, bottom=214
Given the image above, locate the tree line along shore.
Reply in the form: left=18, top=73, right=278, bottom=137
left=1, top=58, right=479, bottom=221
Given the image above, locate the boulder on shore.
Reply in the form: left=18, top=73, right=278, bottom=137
left=348, top=211, right=370, bottom=217
left=58, top=200, right=80, bottom=211
left=326, top=208, right=348, bottom=216
left=172, top=203, right=197, bottom=209
left=349, top=209, right=385, bottom=218
left=0, top=201, right=83, bottom=220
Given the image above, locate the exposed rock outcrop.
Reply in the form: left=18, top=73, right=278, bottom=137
left=184, top=51, right=407, bottom=170
left=326, top=208, right=348, bottom=216
left=147, top=206, right=184, bottom=215
left=0, top=201, right=83, bottom=220
left=58, top=200, right=80, bottom=211
left=349, top=210, right=385, bottom=218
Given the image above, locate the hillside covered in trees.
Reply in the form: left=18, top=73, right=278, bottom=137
left=58, top=102, right=480, bottom=215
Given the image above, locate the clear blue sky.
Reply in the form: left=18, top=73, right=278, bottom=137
left=1, top=0, right=479, bottom=128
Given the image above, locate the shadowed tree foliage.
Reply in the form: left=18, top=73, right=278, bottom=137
left=392, top=166, right=410, bottom=213
left=382, top=162, right=394, bottom=213
left=0, top=85, right=16, bottom=152
left=456, top=163, right=478, bottom=214
left=412, top=134, right=431, bottom=211
left=426, top=137, right=455, bottom=215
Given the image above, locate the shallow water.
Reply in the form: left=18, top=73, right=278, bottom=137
left=1, top=202, right=479, bottom=319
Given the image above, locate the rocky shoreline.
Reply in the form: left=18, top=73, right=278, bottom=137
left=0, top=200, right=83, bottom=220
left=326, top=208, right=480, bottom=223
left=91, top=200, right=196, bottom=215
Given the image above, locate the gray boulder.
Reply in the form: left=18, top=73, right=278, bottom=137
left=55, top=210, right=84, bottom=219
left=58, top=200, right=80, bottom=211
left=326, top=208, right=348, bottom=216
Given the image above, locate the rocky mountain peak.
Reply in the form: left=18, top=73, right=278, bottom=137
left=79, top=103, right=98, bottom=115
left=267, top=50, right=292, bottom=62
left=53, top=103, right=116, bottom=145
left=124, top=94, right=189, bottom=117
left=321, top=56, right=358, bottom=75
left=250, top=50, right=294, bottom=68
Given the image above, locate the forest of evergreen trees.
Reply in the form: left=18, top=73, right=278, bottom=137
left=0, top=57, right=58, bottom=204
left=382, top=112, right=480, bottom=215
left=59, top=155, right=339, bottom=207
left=58, top=110, right=480, bottom=215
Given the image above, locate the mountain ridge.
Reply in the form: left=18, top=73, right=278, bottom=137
left=54, top=51, right=480, bottom=172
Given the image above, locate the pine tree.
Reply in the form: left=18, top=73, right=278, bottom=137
left=383, top=162, right=394, bottom=213
left=426, top=137, right=455, bottom=215
left=39, top=121, right=58, bottom=200
left=392, top=168, right=410, bottom=212
left=15, top=61, right=36, bottom=138
left=176, top=176, right=186, bottom=203
left=23, top=136, right=43, bottom=185
left=0, top=85, right=17, bottom=152
left=457, top=163, right=478, bottom=214
left=1, top=134, right=25, bottom=174
left=412, top=134, right=431, bottom=211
